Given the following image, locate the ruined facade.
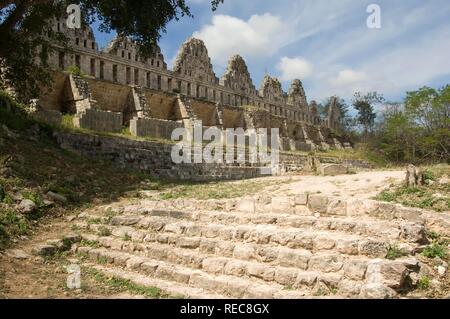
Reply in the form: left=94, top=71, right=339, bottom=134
left=38, top=21, right=351, bottom=151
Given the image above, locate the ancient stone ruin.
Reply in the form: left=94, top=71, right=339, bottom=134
left=34, top=20, right=351, bottom=152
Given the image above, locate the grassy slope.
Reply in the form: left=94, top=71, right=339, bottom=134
left=0, top=94, right=161, bottom=249
left=375, top=164, right=450, bottom=212
left=0, top=92, right=287, bottom=249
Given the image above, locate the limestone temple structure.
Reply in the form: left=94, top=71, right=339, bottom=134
left=36, top=21, right=352, bottom=151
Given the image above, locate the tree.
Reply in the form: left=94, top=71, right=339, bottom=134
left=377, top=104, right=419, bottom=163
left=404, top=86, right=450, bottom=161
left=0, top=0, right=223, bottom=101
left=352, top=91, right=384, bottom=142
left=374, top=86, right=449, bottom=164
left=321, top=96, right=352, bottom=132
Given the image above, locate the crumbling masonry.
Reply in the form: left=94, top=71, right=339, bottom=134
left=37, top=21, right=352, bottom=151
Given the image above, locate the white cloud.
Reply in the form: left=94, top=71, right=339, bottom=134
left=331, top=69, right=367, bottom=86
left=276, top=57, right=314, bottom=81
left=192, top=14, right=292, bottom=65
left=165, top=1, right=450, bottom=103
left=301, top=1, right=450, bottom=101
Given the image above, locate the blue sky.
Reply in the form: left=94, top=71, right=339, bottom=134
left=93, top=0, right=450, bottom=104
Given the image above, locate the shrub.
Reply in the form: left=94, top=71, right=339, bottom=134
left=66, top=65, right=83, bottom=77
left=417, top=276, right=431, bottom=290
left=422, top=243, right=448, bottom=259
left=377, top=190, right=396, bottom=202
left=61, top=114, right=75, bottom=129
left=422, top=169, right=436, bottom=182
left=386, top=244, right=409, bottom=260
left=0, top=209, right=29, bottom=249
left=0, top=184, right=5, bottom=202
left=98, top=226, right=111, bottom=237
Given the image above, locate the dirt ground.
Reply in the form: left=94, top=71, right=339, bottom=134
left=274, top=170, right=405, bottom=199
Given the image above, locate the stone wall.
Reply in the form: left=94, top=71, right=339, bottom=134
left=86, top=79, right=131, bottom=113
left=29, top=108, right=62, bottom=126
left=54, top=130, right=371, bottom=182
left=45, top=21, right=338, bottom=130
left=130, top=117, right=184, bottom=140
left=144, top=91, right=179, bottom=121
left=54, top=131, right=265, bottom=181
left=40, top=20, right=354, bottom=151
left=74, top=109, right=123, bottom=133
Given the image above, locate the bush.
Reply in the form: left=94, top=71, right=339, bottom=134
left=377, top=190, right=396, bottom=202
left=0, top=209, right=29, bottom=249
left=0, top=184, right=5, bottom=202
left=386, top=244, right=409, bottom=260
left=422, top=169, right=436, bottom=182
left=422, top=243, right=448, bottom=259
left=0, top=90, right=30, bottom=130
left=66, top=65, right=83, bottom=77
left=417, top=276, right=431, bottom=290
left=98, top=226, right=111, bottom=237
left=61, top=114, right=75, bottom=129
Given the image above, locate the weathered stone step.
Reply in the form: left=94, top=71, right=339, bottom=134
left=88, top=264, right=226, bottom=299
left=77, top=241, right=418, bottom=299
left=84, top=216, right=415, bottom=258
left=79, top=246, right=319, bottom=298
left=124, top=195, right=429, bottom=225
left=95, top=208, right=424, bottom=243
left=78, top=233, right=404, bottom=298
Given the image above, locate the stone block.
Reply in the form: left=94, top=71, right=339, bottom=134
left=308, top=195, right=329, bottom=213
left=344, top=259, right=368, bottom=280
left=277, top=248, right=311, bottom=270
left=202, top=257, right=228, bottom=274
left=271, top=196, right=294, bottom=214
left=295, top=193, right=308, bottom=206
left=308, top=253, right=344, bottom=273
left=247, top=263, right=275, bottom=281
left=237, top=198, right=255, bottom=213
left=358, top=240, right=389, bottom=258
left=319, top=164, right=348, bottom=176
left=274, top=268, right=299, bottom=285
left=295, top=272, right=318, bottom=287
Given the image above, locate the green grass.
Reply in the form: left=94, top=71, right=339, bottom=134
left=65, top=65, right=85, bottom=77
left=311, top=144, right=388, bottom=167
left=79, top=239, right=100, bottom=248
left=87, top=218, right=102, bottom=225
left=61, top=114, right=75, bottom=129
left=157, top=178, right=285, bottom=200
left=422, top=243, right=448, bottom=259
left=417, top=276, right=431, bottom=290
left=386, top=244, right=409, bottom=260
left=97, top=226, right=111, bottom=237
left=85, top=268, right=170, bottom=299
left=375, top=175, right=450, bottom=212
left=0, top=209, right=29, bottom=249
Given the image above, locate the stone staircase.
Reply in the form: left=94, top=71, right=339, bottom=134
left=176, top=95, right=198, bottom=123
left=131, top=86, right=151, bottom=118
left=51, top=193, right=445, bottom=299
left=69, top=74, right=98, bottom=112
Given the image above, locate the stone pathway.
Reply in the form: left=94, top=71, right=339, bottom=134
left=275, top=170, right=405, bottom=199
